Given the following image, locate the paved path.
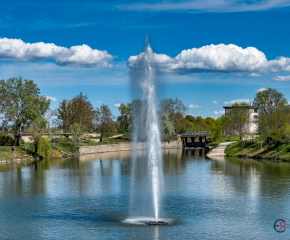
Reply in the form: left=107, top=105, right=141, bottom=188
left=206, top=142, right=235, bottom=158
left=90, top=134, right=124, bottom=143
left=108, top=134, right=124, bottom=139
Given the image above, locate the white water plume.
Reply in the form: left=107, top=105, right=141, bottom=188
left=131, top=41, right=163, bottom=222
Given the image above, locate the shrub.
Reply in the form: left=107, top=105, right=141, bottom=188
left=50, top=150, right=62, bottom=158
left=0, top=132, right=17, bottom=146
left=38, top=138, right=51, bottom=158
left=0, top=132, right=5, bottom=145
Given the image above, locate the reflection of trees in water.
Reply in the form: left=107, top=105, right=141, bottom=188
left=77, top=149, right=208, bottom=177
left=163, top=149, right=206, bottom=175
left=0, top=160, right=50, bottom=198
left=210, top=156, right=290, bottom=198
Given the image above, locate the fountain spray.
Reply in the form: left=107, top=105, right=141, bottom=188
left=131, top=40, right=165, bottom=224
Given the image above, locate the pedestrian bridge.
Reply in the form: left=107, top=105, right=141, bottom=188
left=180, top=131, right=214, bottom=148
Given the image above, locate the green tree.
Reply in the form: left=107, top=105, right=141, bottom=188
left=0, top=77, right=50, bottom=146
left=55, top=99, right=71, bottom=132
left=211, top=115, right=227, bottom=139
left=226, top=103, right=250, bottom=140
left=69, top=92, right=95, bottom=130
left=253, top=88, right=287, bottom=116
left=160, top=98, right=188, bottom=134
left=70, top=123, right=85, bottom=150
left=55, top=93, right=95, bottom=132
left=195, top=116, right=207, bottom=130
left=258, top=107, right=290, bottom=143
left=204, top=117, right=216, bottom=132
left=38, top=138, right=51, bottom=158
left=31, top=117, right=48, bottom=156
left=161, top=112, right=175, bottom=138
left=186, top=115, right=195, bottom=124
left=95, top=104, right=115, bottom=142
left=117, top=102, right=132, bottom=133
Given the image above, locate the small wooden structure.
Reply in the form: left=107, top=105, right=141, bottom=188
left=179, top=131, right=213, bottom=148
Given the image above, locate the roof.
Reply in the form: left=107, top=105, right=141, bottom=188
left=223, top=106, right=258, bottom=109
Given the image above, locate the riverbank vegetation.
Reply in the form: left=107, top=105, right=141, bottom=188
left=2, top=76, right=290, bottom=162
left=225, top=141, right=290, bottom=161
left=225, top=88, right=290, bottom=161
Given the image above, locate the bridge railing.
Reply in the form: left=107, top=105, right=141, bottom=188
left=180, top=131, right=209, bottom=136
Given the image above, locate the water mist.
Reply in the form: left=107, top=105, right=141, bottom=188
left=131, top=41, right=163, bottom=223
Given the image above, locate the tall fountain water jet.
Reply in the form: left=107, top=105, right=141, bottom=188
left=130, top=40, right=164, bottom=224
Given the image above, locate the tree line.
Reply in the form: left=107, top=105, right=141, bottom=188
left=0, top=78, right=116, bottom=157
left=1, top=77, right=290, bottom=155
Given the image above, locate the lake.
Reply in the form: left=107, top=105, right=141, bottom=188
left=0, top=149, right=290, bottom=239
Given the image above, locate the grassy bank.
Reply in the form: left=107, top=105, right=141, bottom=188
left=0, top=146, right=32, bottom=161
left=225, top=140, right=290, bottom=161
left=206, top=135, right=240, bottom=149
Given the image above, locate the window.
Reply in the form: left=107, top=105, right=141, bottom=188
left=254, top=109, right=258, bottom=113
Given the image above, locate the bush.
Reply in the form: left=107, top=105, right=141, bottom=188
left=38, top=138, right=51, bottom=158
left=50, top=150, right=62, bottom=158
left=0, top=132, right=5, bottom=145
left=0, top=132, right=17, bottom=146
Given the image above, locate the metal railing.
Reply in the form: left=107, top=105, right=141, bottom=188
left=181, top=131, right=208, bottom=136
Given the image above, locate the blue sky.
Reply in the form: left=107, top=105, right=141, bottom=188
left=1, top=0, right=290, bottom=118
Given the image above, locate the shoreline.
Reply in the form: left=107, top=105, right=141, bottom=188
left=225, top=154, right=290, bottom=162
left=78, top=140, right=183, bottom=155
left=0, top=157, right=37, bottom=164
left=224, top=140, right=290, bottom=163
left=0, top=140, right=183, bottom=164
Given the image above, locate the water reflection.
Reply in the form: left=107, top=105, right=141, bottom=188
left=1, top=150, right=290, bottom=239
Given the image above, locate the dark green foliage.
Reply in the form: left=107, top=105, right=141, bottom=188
left=116, top=102, right=132, bottom=133
left=55, top=92, right=95, bottom=132
left=0, top=132, right=17, bottom=146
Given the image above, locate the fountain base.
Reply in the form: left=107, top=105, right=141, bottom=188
left=145, top=221, right=168, bottom=225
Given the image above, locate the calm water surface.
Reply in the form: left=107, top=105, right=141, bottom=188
left=1, top=149, right=290, bottom=239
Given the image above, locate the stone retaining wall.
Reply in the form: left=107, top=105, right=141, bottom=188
left=78, top=140, right=182, bottom=155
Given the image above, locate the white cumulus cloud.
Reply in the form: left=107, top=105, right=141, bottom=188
left=97, top=101, right=102, bottom=104
left=212, top=100, right=218, bottom=104
left=128, top=43, right=290, bottom=75
left=189, top=104, right=202, bottom=108
left=257, top=88, right=267, bottom=92
left=213, top=111, right=225, bottom=115
left=273, top=75, right=290, bottom=81
left=248, top=73, right=262, bottom=77
left=224, top=99, right=251, bottom=105
left=114, top=103, right=121, bottom=108
left=0, top=37, right=115, bottom=68
left=46, top=96, right=57, bottom=102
